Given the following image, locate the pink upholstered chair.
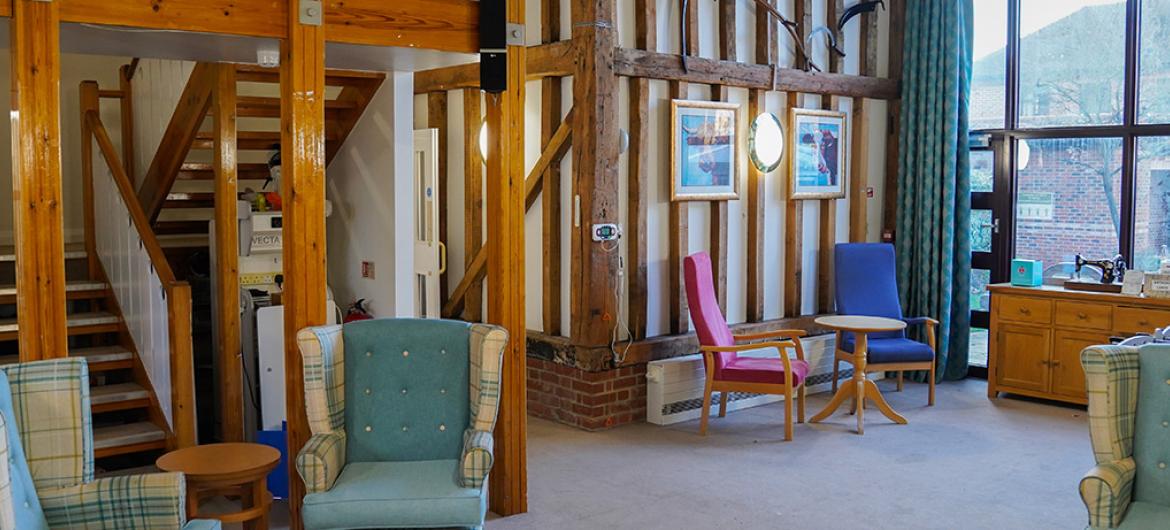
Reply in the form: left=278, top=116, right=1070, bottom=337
left=684, top=252, right=810, bottom=439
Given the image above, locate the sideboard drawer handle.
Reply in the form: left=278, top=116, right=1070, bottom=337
left=1139, top=320, right=1150, bottom=326
left=1077, top=312, right=1088, bottom=320
left=1019, top=307, right=1032, bottom=315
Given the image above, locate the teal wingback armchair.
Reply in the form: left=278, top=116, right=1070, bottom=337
left=1081, top=344, right=1170, bottom=529
left=0, top=358, right=218, bottom=530
left=295, top=318, right=507, bottom=530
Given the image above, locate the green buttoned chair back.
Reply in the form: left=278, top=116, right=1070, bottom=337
left=343, top=318, right=471, bottom=462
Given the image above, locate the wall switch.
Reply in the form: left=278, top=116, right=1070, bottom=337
left=592, top=223, right=621, bottom=242
left=361, top=261, right=375, bottom=279
left=866, top=187, right=875, bottom=198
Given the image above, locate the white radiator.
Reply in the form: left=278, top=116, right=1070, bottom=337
left=646, top=335, right=882, bottom=425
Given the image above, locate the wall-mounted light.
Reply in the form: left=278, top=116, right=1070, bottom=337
left=748, top=112, right=785, bottom=173
left=478, top=122, right=489, bottom=161
left=1017, top=139, right=1031, bottom=171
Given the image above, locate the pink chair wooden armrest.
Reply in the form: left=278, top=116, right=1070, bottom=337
left=700, top=341, right=798, bottom=375
left=733, top=329, right=808, bottom=342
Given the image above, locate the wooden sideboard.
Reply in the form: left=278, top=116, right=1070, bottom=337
left=987, top=283, right=1170, bottom=405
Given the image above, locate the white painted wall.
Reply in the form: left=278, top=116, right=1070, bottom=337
left=422, top=0, right=894, bottom=339
left=0, top=53, right=128, bottom=246
left=327, top=72, right=416, bottom=318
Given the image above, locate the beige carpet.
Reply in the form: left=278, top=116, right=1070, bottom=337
left=490, top=378, right=1091, bottom=530
left=253, top=379, right=1092, bottom=530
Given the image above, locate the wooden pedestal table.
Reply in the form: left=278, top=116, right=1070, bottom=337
left=809, top=315, right=909, bottom=434
left=157, top=443, right=281, bottom=529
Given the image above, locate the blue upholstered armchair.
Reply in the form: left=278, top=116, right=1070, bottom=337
left=832, top=243, right=938, bottom=402
left=0, top=358, right=218, bottom=530
left=1081, top=344, right=1170, bottom=528
left=295, top=318, right=507, bottom=530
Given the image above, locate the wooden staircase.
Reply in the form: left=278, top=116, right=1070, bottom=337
left=0, top=245, right=170, bottom=463
left=153, top=64, right=384, bottom=252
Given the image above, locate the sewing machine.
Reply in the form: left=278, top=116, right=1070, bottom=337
left=1065, top=254, right=1127, bottom=293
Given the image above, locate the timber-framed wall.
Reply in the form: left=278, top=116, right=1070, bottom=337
left=4, top=0, right=530, bottom=526
left=417, top=0, right=906, bottom=430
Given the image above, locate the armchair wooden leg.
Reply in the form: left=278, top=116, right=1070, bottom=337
left=797, top=384, right=806, bottom=423
left=718, top=391, right=728, bottom=418
left=784, top=385, right=794, bottom=441
left=929, top=362, right=936, bottom=406
left=700, top=386, right=713, bottom=435
left=897, top=371, right=904, bottom=392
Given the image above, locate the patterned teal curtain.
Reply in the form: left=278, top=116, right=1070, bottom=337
left=896, top=0, right=973, bottom=382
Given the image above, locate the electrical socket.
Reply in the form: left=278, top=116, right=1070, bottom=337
left=592, top=223, right=621, bottom=242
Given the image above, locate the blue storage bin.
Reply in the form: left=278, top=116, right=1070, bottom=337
left=257, top=422, right=289, bottom=499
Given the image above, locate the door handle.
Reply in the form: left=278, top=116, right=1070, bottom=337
left=438, top=241, right=447, bottom=275
left=979, top=218, right=1000, bottom=234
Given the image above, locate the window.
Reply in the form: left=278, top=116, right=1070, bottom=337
left=1134, top=137, right=1170, bottom=269
left=1018, top=0, right=1126, bottom=128
left=971, top=0, right=1170, bottom=287
left=1014, top=138, right=1123, bottom=266
left=971, top=2, right=1009, bottom=129
left=1139, top=0, right=1170, bottom=123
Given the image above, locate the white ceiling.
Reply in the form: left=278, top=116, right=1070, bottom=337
left=0, top=20, right=478, bottom=73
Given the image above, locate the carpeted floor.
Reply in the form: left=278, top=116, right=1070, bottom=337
left=489, top=378, right=1092, bottom=530
left=250, top=378, right=1092, bottom=530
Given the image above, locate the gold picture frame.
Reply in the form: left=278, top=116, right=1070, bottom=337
left=670, top=99, right=742, bottom=202
left=788, top=107, right=848, bottom=200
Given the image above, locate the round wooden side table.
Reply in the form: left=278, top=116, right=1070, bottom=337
left=808, top=315, right=909, bottom=434
left=157, top=443, right=280, bottom=530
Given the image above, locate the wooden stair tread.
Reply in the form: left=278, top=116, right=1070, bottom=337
left=93, top=422, right=166, bottom=450
left=0, top=312, right=119, bottom=333
left=178, top=162, right=270, bottom=180
left=91, top=383, right=149, bottom=405
left=158, top=234, right=210, bottom=249
left=71, top=346, right=134, bottom=364
left=0, top=244, right=86, bottom=263
left=0, top=346, right=133, bottom=369
left=0, top=280, right=107, bottom=297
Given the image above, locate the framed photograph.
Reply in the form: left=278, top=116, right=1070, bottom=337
left=789, top=108, right=848, bottom=200
left=671, top=100, right=741, bottom=201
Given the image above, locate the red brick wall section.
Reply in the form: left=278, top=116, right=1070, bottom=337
left=526, top=357, right=647, bottom=431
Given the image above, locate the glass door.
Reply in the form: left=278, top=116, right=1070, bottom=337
left=968, top=134, right=1011, bottom=377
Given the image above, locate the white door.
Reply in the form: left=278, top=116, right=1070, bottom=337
left=413, top=129, right=443, bottom=318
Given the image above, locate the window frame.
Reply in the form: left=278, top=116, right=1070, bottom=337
left=974, top=0, right=1170, bottom=272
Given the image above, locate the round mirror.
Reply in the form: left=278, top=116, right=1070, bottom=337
left=749, top=112, right=785, bottom=173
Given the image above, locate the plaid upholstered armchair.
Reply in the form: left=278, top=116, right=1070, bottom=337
left=0, top=358, right=218, bottom=530
left=1080, top=344, right=1170, bottom=529
left=295, top=318, right=506, bottom=530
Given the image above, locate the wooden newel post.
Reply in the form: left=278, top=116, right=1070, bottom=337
left=11, top=0, right=67, bottom=362
left=485, top=0, right=529, bottom=516
left=281, top=1, right=328, bottom=528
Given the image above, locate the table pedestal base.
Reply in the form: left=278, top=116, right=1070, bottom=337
left=810, top=378, right=907, bottom=434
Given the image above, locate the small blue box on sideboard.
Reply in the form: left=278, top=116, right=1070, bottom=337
left=1011, top=259, right=1043, bottom=286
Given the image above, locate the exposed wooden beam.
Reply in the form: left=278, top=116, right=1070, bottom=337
left=51, top=0, right=479, bottom=54
left=139, top=63, right=214, bottom=223
left=668, top=82, right=690, bottom=336
left=524, top=107, right=575, bottom=210
left=541, top=0, right=563, bottom=337
left=485, top=0, right=528, bottom=513
left=747, top=0, right=775, bottom=323
left=428, top=92, right=449, bottom=301
left=784, top=0, right=808, bottom=319
left=849, top=7, right=880, bottom=242
left=414, top=40, right=576, bottom=93
left=441, top=246, right=486, bottom=319
left=212, top=64, right=243, bottom=443
left=883, top=0, right=907, bottom=237
left=818, top=0, right=840, bottom=314
left=627, top=0, right=656, bottom=341
left=280, top=3, right=328, bottom=527
left=462, top=89, right=484, bottom=322
left=710, top=0, right=734, bottom=315
left=528, top=315, right=835, bottom=370
left=322, top=0, right=478, bottom=53
left=569, top=0, right=621, bottom=347
left=613, top=48, right=900, bottom=100
left=11, top=0, right=67, bottom=362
